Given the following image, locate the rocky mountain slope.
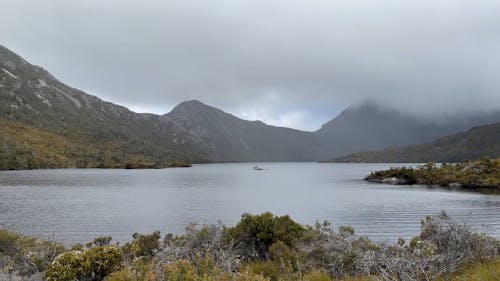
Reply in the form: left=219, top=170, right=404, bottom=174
left=329, top=122, right=500, bottom=163
left=0, top=45, right=206, bottom=168
left=162, top=100, right=323, bottom=162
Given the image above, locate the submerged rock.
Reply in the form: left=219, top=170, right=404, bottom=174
left=448, top=183, right=462, bottom=188
left=366, top=176, right=414, bottom=185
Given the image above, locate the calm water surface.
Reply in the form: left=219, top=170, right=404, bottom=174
left=0, top=163, right=498, bottom=245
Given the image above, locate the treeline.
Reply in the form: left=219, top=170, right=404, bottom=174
left=0, top=121, right=192, bottom=170
left=365, top=158, right=500, bottom=191
left=1, top=212, right=499, bottom=281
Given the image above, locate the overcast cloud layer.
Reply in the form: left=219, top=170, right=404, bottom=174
left=1, top=0, right=500, bottom=130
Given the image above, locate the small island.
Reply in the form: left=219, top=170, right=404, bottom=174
left=364, top=158, right=500, bottom=192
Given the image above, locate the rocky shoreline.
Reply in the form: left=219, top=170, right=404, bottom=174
left=364, top=159, right=500, bottom=192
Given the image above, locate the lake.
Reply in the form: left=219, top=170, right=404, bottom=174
left=0, top=163, right=498, bottom=245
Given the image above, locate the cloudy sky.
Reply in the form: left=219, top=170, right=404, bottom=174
left=1, top=0, right=500, bottom=130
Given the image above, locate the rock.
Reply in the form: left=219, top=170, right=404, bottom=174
left=365, top=176, right=413, bottom=185
left=381, top=177, right=413, bottom=185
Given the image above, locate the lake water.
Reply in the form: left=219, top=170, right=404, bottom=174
left=0, top=163, right=498, bottom=245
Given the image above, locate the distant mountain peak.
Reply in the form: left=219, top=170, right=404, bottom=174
left=177, top=99, right=207, bottom=107
left=168, top=99, right=219, bottom=115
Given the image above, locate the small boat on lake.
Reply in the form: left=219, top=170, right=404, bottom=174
left=254, top=166, right=264, bottom=170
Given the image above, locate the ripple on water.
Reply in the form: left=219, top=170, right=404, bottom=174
left=0, top=163, right=498, bottom=245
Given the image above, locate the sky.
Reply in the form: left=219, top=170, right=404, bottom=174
left=1, top=0, right=500, bottom=131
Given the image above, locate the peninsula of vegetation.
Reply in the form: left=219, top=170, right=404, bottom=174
left=1, top=212, right=499, bottom=281
left=364, top=159, right=500, bottom=192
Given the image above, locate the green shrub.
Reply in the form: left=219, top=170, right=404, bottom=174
left=45, top=251, right=83, bottom=281
left=71, top=243, right=84, bottom=251
left=107, top=268, right=135, bottom=281
left=131, top=231, right=161, bottom=257
left=227, top=212, right=305, bottom=259
left=269, top=241, right=299, bottom=273
left=93, top=236, right=112, bottom=247
left=122, top=231, right=161, bottom=260
left=0, top=229, right=65, bottom=275
left=46, top=245, right=123, bottom=281
left=162, top=260, right=199, bottom=281
left=0, top=229, right=20, bottom=256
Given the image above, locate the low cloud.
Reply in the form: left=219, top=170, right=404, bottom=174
left=1, top=0, right=500, bottom=130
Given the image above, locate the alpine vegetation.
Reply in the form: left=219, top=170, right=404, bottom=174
left=0, top=212, right=498, bottom=281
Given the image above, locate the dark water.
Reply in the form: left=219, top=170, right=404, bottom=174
left=0, top=163, right=498, bottom=245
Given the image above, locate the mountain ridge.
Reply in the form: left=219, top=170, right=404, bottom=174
left=1, top=44, right=500, bottom=168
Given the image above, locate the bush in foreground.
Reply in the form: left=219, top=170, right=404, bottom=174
left=1, top=212, right=498, bottom=281
left=45, top=246, right=123, bottom=281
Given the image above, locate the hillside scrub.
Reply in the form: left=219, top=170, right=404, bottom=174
left=0, top=212, right=498, bottom=281
left=0, top=121, right=193, bottom=170
left=364, top=158, right=500, bottom=191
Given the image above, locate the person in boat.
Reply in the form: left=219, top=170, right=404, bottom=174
left=254, top=165, right=264, bottom=170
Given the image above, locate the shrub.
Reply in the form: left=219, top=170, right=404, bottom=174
left=46, top=245, right=123, bottom=281
left=123, top=231, right=161, bottom=260
left=269, top=241, right=299, bottom=273
left=227, top=213, right=305, bottom=260
left=132, top=231, right=161, bottom=257
left=0, top=229, right=65, bottom=276
left=0, top=229, right=20, bottom=256
left=107, top=268, right=135, bottom=281
left=244, top=261, right=281, bottom=281
left=162, top=260, right=199, bottom=281
left=45, top=251, right=83, bottom=281
left=93, top=236, right=112, bottom=247
left=71, top=243, right=84, bottom=251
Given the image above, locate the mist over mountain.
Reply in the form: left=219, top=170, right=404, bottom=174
left=1, top=44, right=499, bottom=168
left=316, top=102, right=500, bottom=158
left=3, top=0, right=500, bottom=129
left=330, top=122, right=500, bottom=163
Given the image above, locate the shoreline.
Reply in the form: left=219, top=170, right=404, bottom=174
left=364, top=159, right=500, bottom=194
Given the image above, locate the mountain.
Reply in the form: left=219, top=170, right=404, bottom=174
left=1, top=44, right=500, bottom=169
left=329, top=122, right=500, bottom=163
left=0, top=44, right=321, bottom=168
left=162, top=100, right=323, bottom=162
left=315, top=102, right=500, bottom=158
left=0, top=44, right=208, bottom=169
